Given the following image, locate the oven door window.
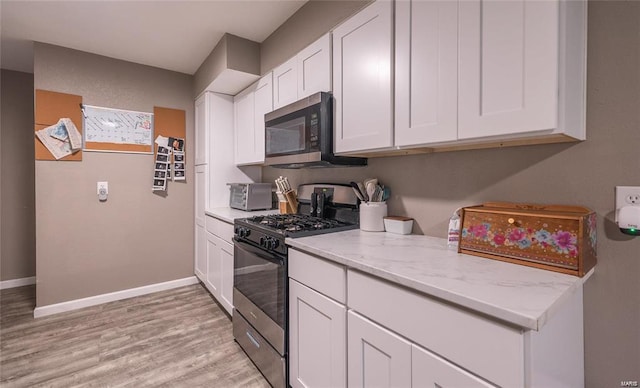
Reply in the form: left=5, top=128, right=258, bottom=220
left=265, top=116, right=306, bottom=156
left=234, top=241, right=285, bottom=328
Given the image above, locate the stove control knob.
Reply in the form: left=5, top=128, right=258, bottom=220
left=244, top=229, right=251, bottom=237
left=259, top=237, right=266, bottom=247
left=270, top=239, right=279, bottom=250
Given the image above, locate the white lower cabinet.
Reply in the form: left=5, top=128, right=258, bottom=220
left=218, top=240, right=234, bottom=314
left=202, top=215, right=235, bottom=315
left=205, top=232, right=221, bottom=297
left=289, top=248, right=585, bottom=388
left=289, top=279, right=346, bottom=388
left=347, top=310, right=411, bottom=388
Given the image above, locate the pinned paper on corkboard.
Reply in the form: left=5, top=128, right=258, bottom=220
left=34, top=89, right=83, bottom=161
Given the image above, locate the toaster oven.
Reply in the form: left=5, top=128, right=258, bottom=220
left=229, top=183, right=273, bottom=211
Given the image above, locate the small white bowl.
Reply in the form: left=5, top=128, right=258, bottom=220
left=383, top=216, right=413, bottom=235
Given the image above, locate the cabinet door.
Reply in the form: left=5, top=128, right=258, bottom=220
left=218, top=239, right=234, bottom=315
left=412, top=344, right=495, bottom=387
left=290, top=279, right=346, bottom=388
left=347, top=310, right=411, bottom=388
left=234, top=88, right=255, bottom=165
left=195, top=223, right=207, bottom=282
left=205, top=232, right=221, bottom=298
left=458, top=0, right=559, bottom=139
left=273, top=57, right=298, bottom=110
left=252, top=73, right=273, bottom=165
left=195, top=164, right=207, bottom=227
left=297, top=33, right=331, bottom=99
left=195, top=93, right=208, bottom=165
left=333, top=0, right=394, bottom=154
left=395, top=0, right=458, bottom=146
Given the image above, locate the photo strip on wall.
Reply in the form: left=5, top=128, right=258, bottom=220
left=152, top=136, right=186, bottom=191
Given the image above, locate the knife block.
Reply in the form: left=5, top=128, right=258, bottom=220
left=279, top=201, right=295, bottom=214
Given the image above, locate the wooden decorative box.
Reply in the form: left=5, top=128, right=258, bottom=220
left=459, top=202, right=597, bottom=277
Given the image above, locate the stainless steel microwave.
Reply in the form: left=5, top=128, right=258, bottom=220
left=263, top=92, right=366, bottom=169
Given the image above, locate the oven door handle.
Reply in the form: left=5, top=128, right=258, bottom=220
left=234, top=238, right=285, bottom=266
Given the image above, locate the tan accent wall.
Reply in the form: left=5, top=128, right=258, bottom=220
left=259, top=0, right=371, bottom=74
left=262, top=1, right=640, bottom=386
left=193, top=33, right=260, bottom=97
left=33, top=43, right=194, bottom=306
left=0, top=69, right=36, bottom=281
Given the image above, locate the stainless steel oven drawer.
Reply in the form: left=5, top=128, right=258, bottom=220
left=234, top=311, right=285, bottom=388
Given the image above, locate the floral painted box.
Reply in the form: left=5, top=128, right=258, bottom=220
left=459, top=202, right=597, bottom=277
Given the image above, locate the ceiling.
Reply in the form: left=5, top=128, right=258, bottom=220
left=0, top=0, right=307, bottom=75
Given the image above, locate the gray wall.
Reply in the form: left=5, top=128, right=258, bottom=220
left=260, top=0, right=370, bottom=74
left=33, top=43, right=194, bottom=306
left=0, top=69, right=36, bottom=281
left=262, top=1, right=640, bottom=386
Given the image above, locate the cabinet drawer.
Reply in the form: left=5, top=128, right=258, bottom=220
left=347, top=270, right=524, bottom=387
left=289, top=249, right=346, bottom=304
left=205, top=216, right=234, bottom=244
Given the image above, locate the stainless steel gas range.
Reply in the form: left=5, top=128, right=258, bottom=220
left=232, top=183, right=359, bottom=388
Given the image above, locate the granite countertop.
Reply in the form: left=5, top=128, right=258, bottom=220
left=286, top=230, right=592, bottom=331
left=205, top=207, right=279, bottom=223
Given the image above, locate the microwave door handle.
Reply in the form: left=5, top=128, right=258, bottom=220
left=233, top=238, right=284, bottom=266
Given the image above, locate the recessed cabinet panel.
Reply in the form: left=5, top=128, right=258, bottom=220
left=195, top=164, right=206, bottom=227
left=234, top=89, right=255, bottom=164
left=289, top=279, right=346, bottom=388
left=195, top=94, right=207, bottom=165
left=219, top=240, right=234, bottom=315
left=458, top=0, right=559, bottom=139
left=205, top=232, right=221, bottom=296
left=195, top=224, right=206, bottom=281
left=395, top=0, right=458, bottom=146
left=333, top=0, right=393, bottom=153
left=347, top=310, right=411, bottom=388
left=253, top=74, right=273, bottom=164
left=297, top=33, right=331, bottom=99
left=273, top=57, right=298, bottom=110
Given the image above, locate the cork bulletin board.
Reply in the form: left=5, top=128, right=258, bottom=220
left=34, top=89, right=83, bottom=161
left=153, top=106, right=186, bottom=153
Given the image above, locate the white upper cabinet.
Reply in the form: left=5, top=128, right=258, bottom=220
left=337, top=0, right=585, bottom=155
left=333, top=0, right=394, bottom=153
left=194, top=94, right=208, bottom=165
left=458, top=0, right=559, bottom=139
left=273, top=57, right=298, bottom=110
left=297, top=34, right=331, bottom=100
left=253, top=73, right=273, bottom=163
left=394, top=0, right=458, bottom=146
left=234, top=73, right=273, bottom=166
left=273, top=33, right=332, bottom=110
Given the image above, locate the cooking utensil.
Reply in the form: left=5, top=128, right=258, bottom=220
left=382, top=186, right=391, bottom=201
left=366, top=181, right=377, bottom=202
left=357, top=182, right=368, bottom=202
left=350, top=181, right=366, bottom=202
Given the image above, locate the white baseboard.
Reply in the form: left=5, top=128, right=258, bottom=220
left=33, top=276, right=199, bottom=318
left=0, top=276, right=36, bottom=290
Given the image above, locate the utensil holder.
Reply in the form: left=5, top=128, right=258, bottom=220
left=283, top=190, right=298, bottom=213
left=279, top=200, right=295, bottom=214
left=360, top=202, right=388, bottom=232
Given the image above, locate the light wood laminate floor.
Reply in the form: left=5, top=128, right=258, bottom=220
left=0, top=283, right=269, bottom=387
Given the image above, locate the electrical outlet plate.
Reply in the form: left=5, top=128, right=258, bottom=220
left=97, top=181, right=108, bottom=201
left=615, top=186, right=640, bottom=222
